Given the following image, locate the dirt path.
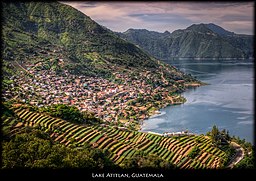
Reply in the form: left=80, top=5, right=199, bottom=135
left=12, top=61, right=30, bottom=74
left=160, top=72, right=168, bottom=84
left=226, top=141, right=244, bottom=168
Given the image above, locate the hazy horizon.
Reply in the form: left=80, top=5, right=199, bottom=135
left=61, top=1, right=254, bottom=35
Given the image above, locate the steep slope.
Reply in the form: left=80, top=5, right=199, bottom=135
left=205, top=23, right=253, bottom=57
left=171, top=24, right=245, bottom=58
left=118, top=23, right=253, bottom=60
left=118, top=29, right=171, bottom=60
left=2, top=104, right=228, bottom=169
left=2, top=2, right=157, bottom=77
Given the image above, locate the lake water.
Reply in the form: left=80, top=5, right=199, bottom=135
left=141, top=60, right=254, bottom=144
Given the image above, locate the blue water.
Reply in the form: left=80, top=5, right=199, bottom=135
left=141, top=60, right=254, bottom=144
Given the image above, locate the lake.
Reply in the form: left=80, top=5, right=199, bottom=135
left=141, top=60, right=254, bottom=144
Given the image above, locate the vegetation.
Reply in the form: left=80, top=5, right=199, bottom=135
left=39, top=104, right=102, bottom=124
left=207, top=125, right=254, bottom=168
left=188, top=146, right=200, bottom=159
left=2, top=1, right=159, bottom=79
left=207, top=125, right=230, bottom=147
left=231, top=136, right=254, bottom=169
left=120, top=152, right=174, bottom=169
left=2, top=128, right=114, bottom=168
left=234, top=150, right=254, bottom=169
left=1, top=104, right=134, bottom=168
left=1, top=104, right=229, bottom=169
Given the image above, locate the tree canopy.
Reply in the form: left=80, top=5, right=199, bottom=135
left=39, top=104, right=102, bottom=124
left=2, top=128, right=114, bottom=168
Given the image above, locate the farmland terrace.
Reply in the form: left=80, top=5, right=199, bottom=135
left=4, top=107, right=228, bottom=169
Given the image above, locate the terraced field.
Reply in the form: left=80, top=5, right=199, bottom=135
left=8, top=107, right=228, bottom=169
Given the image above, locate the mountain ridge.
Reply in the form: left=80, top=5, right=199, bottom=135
left=117, top=23, right=253, bottom=60
left=205, top=23, right=235, bottom=36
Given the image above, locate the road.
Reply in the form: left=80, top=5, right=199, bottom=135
left=227, top=141, right=244, bottom=168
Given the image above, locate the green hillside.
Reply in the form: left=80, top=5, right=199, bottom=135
left=2, top=103, right=228, bottom=169
left=2, top=2, right=158, bottom=77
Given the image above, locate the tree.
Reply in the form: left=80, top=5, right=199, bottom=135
left=188, top=146, right=200, bottom=159
left=226, top=130, right=231, bottom=141
left=39, top=104, right=103, bottom=124
left=211, top=125, right=220, bottom=146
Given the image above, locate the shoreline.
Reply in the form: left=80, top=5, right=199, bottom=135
left=137, top=82, right=204, bottom=131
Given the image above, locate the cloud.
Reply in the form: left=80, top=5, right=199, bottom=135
left=60, top=1, right=254, bottom=35
left=129, top=13, right=192, bottom=24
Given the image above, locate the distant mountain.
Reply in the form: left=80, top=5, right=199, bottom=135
left=117, top=23, right=253, bottom=60
left=205, top=23, right=235, bottom=37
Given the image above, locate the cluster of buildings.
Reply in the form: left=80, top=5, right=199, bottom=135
left=147, top=131, right=195, bottom=137
left=3, top=60, right=189, bottom=129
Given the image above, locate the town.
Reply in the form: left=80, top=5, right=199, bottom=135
left=2, top=58, right=200, bottom=130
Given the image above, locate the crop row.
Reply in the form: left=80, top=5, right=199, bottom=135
left=13, top=108, right=227, bottom=169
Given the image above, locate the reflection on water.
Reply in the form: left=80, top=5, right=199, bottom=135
left=142, top=60, right=254, bottom=143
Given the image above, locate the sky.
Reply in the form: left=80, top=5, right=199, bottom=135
left=61, top=1, right=254, bottom=35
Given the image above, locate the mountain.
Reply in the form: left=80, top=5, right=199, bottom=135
left=117, top=23, right=253, bottom=60
left=3, top=2, right=252, bottom=170
left=2, top=2, right=200, bottom=128
left=2, top=2, right=161, bottom=77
